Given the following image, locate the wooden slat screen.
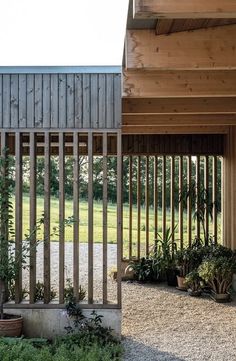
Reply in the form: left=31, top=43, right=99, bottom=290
left=0, top=131, right=121, bottom=309
left=122, top=154, right=223, bottom=260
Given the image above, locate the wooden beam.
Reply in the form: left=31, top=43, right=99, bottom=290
left=126, top=26, right=236, bottom=70
left=122, top=114, right=236, bottom=126
left=123, top=70, right=236, bottom=98
left=122, top=125, right=228, bottom=134
left=123, top=97, right=236, bottom=114
left=134, top=0, right=236, bottom=19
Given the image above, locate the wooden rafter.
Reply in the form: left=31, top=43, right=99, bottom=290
left=134, top=0, right=236, bottom=19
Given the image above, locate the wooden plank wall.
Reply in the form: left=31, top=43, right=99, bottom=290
left=0, top=73, right=121, bottom=129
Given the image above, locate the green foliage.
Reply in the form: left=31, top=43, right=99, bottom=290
left=0, top=337, right=122, bottom=361
left=185, top=270, right=202, bottom=292
left=198, top=256, right=236, bottom=294
left=126, top=257, right=161, bottom=282
left=152, top=226, right=177, bottom=270
left=63, top=278, right=86, bottom=303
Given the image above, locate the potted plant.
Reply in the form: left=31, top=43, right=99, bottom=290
left=184, top=270, right=202, bottom=297
left=175, top=248, right=191, bottom=290
left=198, top=257, right=236, bottom=303
left=153, top=226, right=178, bottom=286
left=125, top=257, right=161, bottom=283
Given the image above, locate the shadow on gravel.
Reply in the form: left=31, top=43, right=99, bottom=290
left=123, top=338, right=186, bottom=361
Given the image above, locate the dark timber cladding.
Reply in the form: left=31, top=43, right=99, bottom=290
left=0, top=69, right=121, bottom=129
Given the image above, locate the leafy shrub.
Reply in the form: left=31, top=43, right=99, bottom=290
left=63, top=278, right=86, bottom=303
left=0, top=339, right=122, bottom=361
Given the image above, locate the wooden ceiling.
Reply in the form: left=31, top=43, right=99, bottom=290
left=123, top=0, right=236, bottom=135
left=156, top=18, right=236, bottom=35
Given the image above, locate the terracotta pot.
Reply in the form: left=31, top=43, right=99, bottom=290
left=211, top=291, right=231, bottom=303
left=0, top=315, right=23, bottom=337
left=177, top=276, right=187, bottom=290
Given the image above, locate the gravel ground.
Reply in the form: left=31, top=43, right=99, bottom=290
left=122, top=282, right=236, bottom=361
left=23, top=244, right=236, bottom=360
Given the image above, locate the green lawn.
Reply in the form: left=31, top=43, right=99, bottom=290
left=11, top=194, right=221, bottom=258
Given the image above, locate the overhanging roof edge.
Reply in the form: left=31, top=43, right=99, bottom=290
left=0, top=66, right=122, bottom=74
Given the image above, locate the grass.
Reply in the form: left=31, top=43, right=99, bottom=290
left=11, top=194, right=221, bottom=257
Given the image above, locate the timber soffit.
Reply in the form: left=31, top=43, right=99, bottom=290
left=127, top=0, right=236, bottom=35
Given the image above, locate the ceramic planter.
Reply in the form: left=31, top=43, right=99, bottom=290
left=211, top=291, right=231, bottom=303
left=0, top=314, right=23, bottom=337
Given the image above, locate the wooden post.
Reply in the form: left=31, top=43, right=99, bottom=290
left=29, top=133, right=37, bottom=304
left=154, top=156, right=158, bottom=240
left=187, top=156, right=192, bottom=246
left=170, top=156, right=175, bottom=249
left=137, top=156, right=141, bottom=259
left=102, top=133, right=108, bottom=304
left=145, top=156, right=149, bottom=256
left=15, top=132, right=23, bottom=303
left=117, top=131, right=122, bottom=308
left=59, top=132, right=65, bottom=304
left=162, top=156, right=166, bottom=239
left=129, top=156, right=133, bottom=259
left=88, top=132, right=94, bottom=304
left=179, top=156, right=183, bottom=249
left=73, top=132, right=80, bottom=301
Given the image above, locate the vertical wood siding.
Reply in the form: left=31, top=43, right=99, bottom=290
left=0, top=73, right=121, bottom=129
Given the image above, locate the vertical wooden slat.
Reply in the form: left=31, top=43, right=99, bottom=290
left=106, top=74, right=114, bottom=128
left=73, top=132, right=80, bottom=301
left=43, top=75, right=51, bottom=128
left=75, top=74, right=83, bottom=128
left=212, top=156, right=218, bottom=243
left=179, top=156, right=183, bottom=249
left=3, top=75, right=10, bottom=128
left=83, top=75, right=91, bottom=128
left=102, top=133, right=108, bottom=304
left=15, top=132, right=23, bottom=303
left=98, top=74, right=106, bottom=130
left=91, top=75, right=98, bottom=128
left=162, top=156, right=166, bottom=239
left=51, top=74, right=59, bottom=128
left=26, top=74, right=35, bottom=128
left=154, top=156, right=158, bottom=240
left=170, top=156, right=175, bottom=248
left=137, top=156, right=141, bottom=260
left=204, top=156, right=209, bottom=244
left=59, top=74, right=67, bottom=129
left=145, top=156, right=149, bottom=256
left=44, top=132, right=51, bottom=303
left=10, top=75, right=19, bottom=128
left=129, top=156, right=133, bottom=259
left=88, top=132, right=93, bottom=304
left=196, top=155, right=201, bottom=239
left=67, top=74, right=75, bottom=128
left=113, top=74, right=122, bottom=129
left=19, top=75, right=27, bottom=128
left=117, top=131, right=122, bottom=308
left=187, top=156, right=192, bottom=246
left=59, top=132, right=65, bottom=304
left=29, top=132, right=37, bottom=304
left=35, top=74, right=43, bottom=128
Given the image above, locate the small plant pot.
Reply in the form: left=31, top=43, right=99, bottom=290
left=176, top=276, right=187, bottom=291
left=210, top=291, right=231, bottom=303
left=0, top=314, right=23, bottom=337
left=166, top=269, right=178, bottom=287
left=187, top=289, right=202, bottom=297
